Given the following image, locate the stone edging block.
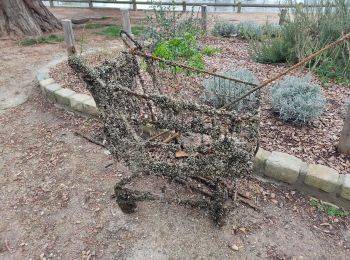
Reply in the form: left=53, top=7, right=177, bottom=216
left=340, top=174, right=350, bottom=200
left=304, top=164, right=340, bottom=193
left=37, top=69, right=99, bottom=117
left=265, top=151, right=302, bottom=184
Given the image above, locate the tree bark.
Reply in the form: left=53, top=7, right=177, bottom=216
left=338, top=107, right=350, bottom=155
left=0, top=0, right=61, bottom=37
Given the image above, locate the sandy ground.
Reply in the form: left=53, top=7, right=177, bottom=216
left=0, top=8, right=349, bottom=260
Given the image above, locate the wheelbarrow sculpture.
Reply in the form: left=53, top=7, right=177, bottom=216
left=69, top=33, right=261, bottom=226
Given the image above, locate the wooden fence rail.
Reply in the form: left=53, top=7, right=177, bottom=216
left=47, top=0, right=338, bottom=12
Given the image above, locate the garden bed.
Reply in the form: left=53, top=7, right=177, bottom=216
left=49, top=36, right=350, bottom=174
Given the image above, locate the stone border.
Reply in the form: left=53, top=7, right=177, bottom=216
left=36, top=61, right=350, bottom=208
left=254, top=149, right=350, bottom=207
left=37, top=68, right=99, bottom=117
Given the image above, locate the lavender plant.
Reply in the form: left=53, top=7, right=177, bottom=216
left=270, top=76, right=326, bottom=123
left=203, top=69, right=259, bottom=112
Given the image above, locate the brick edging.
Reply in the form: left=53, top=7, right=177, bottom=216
left=36, top=60, right=99, bottom=117
left=254, top=149, right=350, bottom=205
left=36, top=60, right=350, bottom=207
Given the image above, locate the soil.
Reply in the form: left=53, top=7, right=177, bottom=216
left=0, top=8, right=350, bottom=260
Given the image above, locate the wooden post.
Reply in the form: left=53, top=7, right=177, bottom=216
left=237, top=2, right=242, bottom=13
left=88, top=0, right=93, bottom=8
left=132, top=0, right=137, bottom=11
left=62, top=19, right=76, bottom=55
left=182, top=1, right=186, bottom=12
left=201, top=5, right=207, bottom=33
left=338, top=106, right=350, bottom=155
left=49, top=0, right=54, bottom=7
left=279, top=9, right=287, bottom=25
left=121, top=9, right=132, bottom=36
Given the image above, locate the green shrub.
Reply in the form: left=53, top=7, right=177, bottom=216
left=19, top=34, right=64, bottom=46
left=201, top=46, right=220, bottom=56
left=250, top=0, right=350, bottom=82
left=212, top=22, right=238, bottom=37
left=270, top=76, right=326, bottom=123
left=203, top=69, right=259, bottom=112
left=250, top=36, right=293, bottom=64
left=261, top=23, right=282, bottom=37
left=238, top=21, right=263, bottom=40
left=154, top=33, right=205, bottom=70
left=142, top=1, right=202, bottom=49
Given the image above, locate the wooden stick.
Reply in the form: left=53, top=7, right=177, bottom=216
left=62, top=19, right=76, bottom=55
left=148, top=130, right=171, bottom=141
left=121, top=9, right=132, bottom=36
left=163, top=132, right=180, bottom=143
left=220, top=32, right=350, bottom=110
left=74, top=131, right=105, bottom=148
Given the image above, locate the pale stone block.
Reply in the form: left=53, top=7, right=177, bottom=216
left=69, top=93, right=92, bottom=112
left=340, top=174, right=350, bottom=200
left=39, top=78, right=55, bottom=93
left=83, top=97, right=99, bottom=116
left=265, top=151, right=302, bottom=184
left=304, top=164, right=340, bottom=193
left=253, top=148, right=271, bottom=176
left=54, top=88, right=76, bottom=106
left=44, top=83, right=62, bottom=102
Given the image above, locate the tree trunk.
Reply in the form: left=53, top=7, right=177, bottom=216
left=0, top=0, right=61, bottom=37
left=338, top=107, right=350, bottom=155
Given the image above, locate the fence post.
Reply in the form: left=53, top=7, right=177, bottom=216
left=182, top=1, right=186, bottom=12
left=279, top=9, right=287, bottom=25
left=88, top=0, right=93, bottom=8
left=62, top=20, right=76, bottom=55
left=49, top=0, right=54, bottom=7
left=121, top=9, right=132, bottom=36
left=132, top=0, right=137, bottom=11
left=237, top=2, right=242, bottom=13
left=201, top=5, right=207, bottom=34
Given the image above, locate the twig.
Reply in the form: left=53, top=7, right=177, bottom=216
left=105, top=163, right=114, bottom=168
left=163, top=132, right=180, bottom=143
left=74, top=131, right=105, bottom=148
left=148, top=129, right=170, bottom=141
left=237, top=196, right=261, bottom=211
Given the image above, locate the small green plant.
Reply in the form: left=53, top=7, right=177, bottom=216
left=96, top=25, right=144, bottom=38
left=19, top=34, right=64, bottom=46
left=201, top=46, right=220, bottom=56
left=154, top=33, right=205, bottom=70
left=212, top=22, right=239, bottom=37
left=270, top=75, right=326, bottom=123
left=310, top=198, right=348, bottom=218
left=203, top=69, right=259, bottom=112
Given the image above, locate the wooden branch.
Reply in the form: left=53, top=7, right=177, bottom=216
left=148, top=129, right=170, bottom=141
left=74, top=131, right=105, bottom=148
left=163, top=132, right=180, bottom=143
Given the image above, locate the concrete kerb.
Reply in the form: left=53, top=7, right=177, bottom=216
left=36, top=56, right=350, bottom=209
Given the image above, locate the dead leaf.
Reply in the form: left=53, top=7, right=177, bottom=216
left=175, top=150, right=188, bottom=158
